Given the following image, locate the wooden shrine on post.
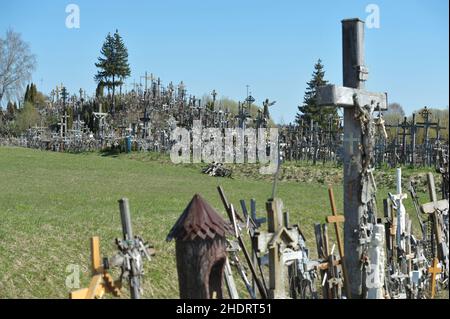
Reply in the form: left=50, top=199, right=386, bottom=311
left=167, top=194, right=231, bottom=299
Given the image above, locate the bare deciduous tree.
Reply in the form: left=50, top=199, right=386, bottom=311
left=0, top=29, right=36, bottom=106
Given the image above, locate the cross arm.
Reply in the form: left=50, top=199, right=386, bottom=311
left=317, top=84, right=388, bottom=111
left=420, top=199, right=449, bottom=214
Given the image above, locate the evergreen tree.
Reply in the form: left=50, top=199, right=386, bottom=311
left=24, top=84, right=30, bottom=103
left=95, top=30, right=131, bottom=114
left=24, top=82, right=38, bottom=104
left=113, top=30, right=131, bottom=95
left=30, top=83, right=37, bottom=103
left=95, top=33, right=114, bottom=87
left=296, top=59, right=337, bottom=128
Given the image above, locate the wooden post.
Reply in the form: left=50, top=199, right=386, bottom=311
left=217, top=187, right=268, bottom=299
left=421, top=173, right=448, bottom=261
left=118, top=198, right=133, bottom=240
left=118, top=198, right=140, bottom=299
left=342, top=19, right=365, bottom=299
left=411, top=113, right=417, bottom=165
left=90, top=236, right=102, bottom=274
left=327, top=187, right=351, bottom=298
left=223, top=257, right=239, bottom=299
left=266, top=198, right=283, bottom=299
left=322, top=224, right=333, bottom=298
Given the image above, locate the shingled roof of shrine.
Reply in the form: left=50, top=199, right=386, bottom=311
left=166, top=194, right=231, bottom=241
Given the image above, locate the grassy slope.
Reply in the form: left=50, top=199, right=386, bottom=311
left=0, top=147, right=442, bottom=298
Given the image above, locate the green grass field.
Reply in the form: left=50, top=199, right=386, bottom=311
left=0, top=147, right=444, bottom=298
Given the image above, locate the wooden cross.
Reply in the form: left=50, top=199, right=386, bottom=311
left=434, top=118, right=446, bottom=142
left=140, top=71, right=153, bottom=93
left=211, top=89, right=217, bottom=106
left=316, top=18, right=388, bottom=298
left=420, top=173, right=449, bottom=262
left=327, top=187, right=351, bottom=298
left=236, top=101, right=251, bottom=131
left=70, top=236, right=121, bottom=299
left=409, top=113, right=424, bottom=165
left=93, top=103, right=108, bottom=138
left=398, top=117, right=411, bottom=164
left=416, top=107, right=439, bottom=165
left=390, top=168, right=408, bottom=252
left=58, top=111, right=70, bottom=140
left=428, top=258, right=442, bottom=299
left=217, top=186, right=268, bottom=299
left=140, top=107, right=151, bottom=138
left=253, top=198, right=298, bottom=299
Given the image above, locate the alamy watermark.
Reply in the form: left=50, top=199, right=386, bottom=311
left=365, top=4, right=380, bottom=29
left=65, top=264, right=80, bottom=289
left=170, top=121, right=279, bottom=174
left=65, top=4, right=80, bottom=29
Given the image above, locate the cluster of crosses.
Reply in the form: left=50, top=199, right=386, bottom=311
left=383, top=107, right=447, bottom=167
left=3, top=48, right=447, bottom=169
left=62, top=17, right=449, bottom=300
left=163, top=17, right=447, bottom=300
left=15, top=71, right=279, bottom=153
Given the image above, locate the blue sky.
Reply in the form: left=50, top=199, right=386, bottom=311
left=1, top=0, right=448, bottom=123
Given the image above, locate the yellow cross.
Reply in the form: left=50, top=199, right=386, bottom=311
left=428, top=257, right=442, bottom=299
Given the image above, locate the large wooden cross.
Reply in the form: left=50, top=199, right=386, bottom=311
left=416, top=107, right=439, bottom=165
left=420, top=173, right=449, bottom=263
left=316, top=19, right=388, bottom=298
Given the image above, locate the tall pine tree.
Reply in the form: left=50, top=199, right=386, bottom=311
left=113, top=30, right=131, bottom=97
left=95, top=30, right=131, bottom=114
left=24, top=82, right=38, bottom=104
left=24, top=84, right=30, bottom=103
left=296, top=59, right=337, bottom=128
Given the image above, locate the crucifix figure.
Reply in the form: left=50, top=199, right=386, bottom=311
left=317, top=18, right=388, bottom=299
left=73, top=114, right=85, bottom=136
left=211, top=89, right=217, bottom=108
left=236, top=101, right=251, bottom=131
left=262, top=98, right=276, bottom=122
left=93, top=102, right=108, bottom=139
